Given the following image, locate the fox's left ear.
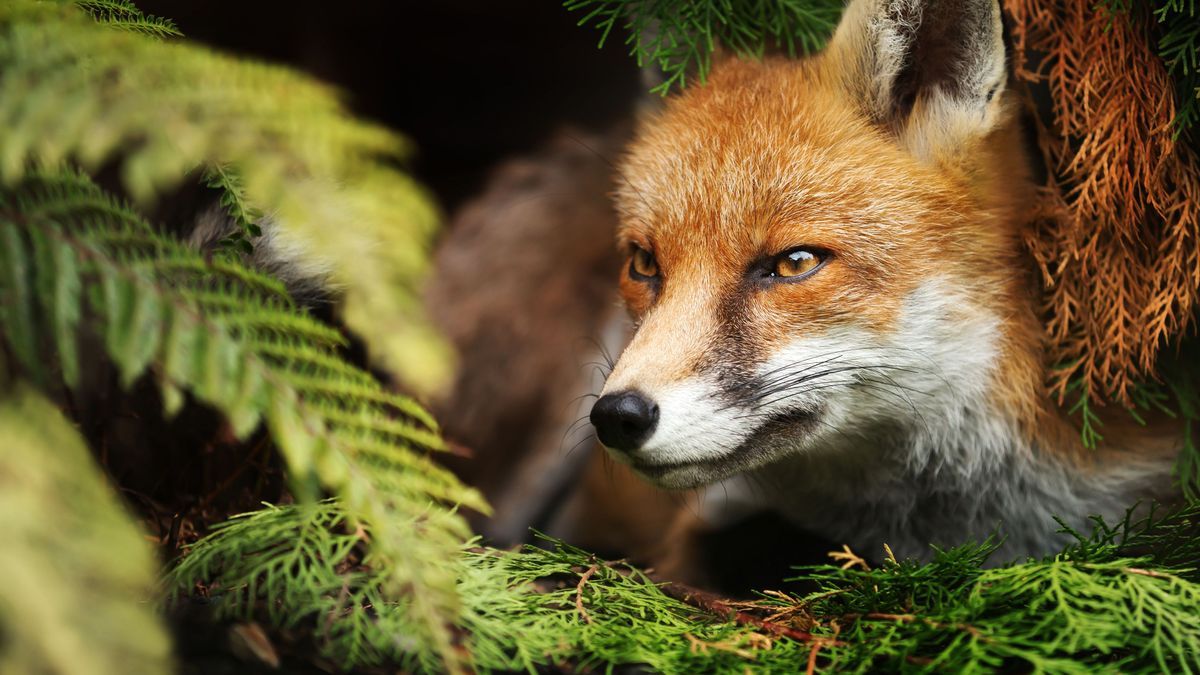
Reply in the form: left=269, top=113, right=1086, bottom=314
left=827, top=0, right=1008, bottom=160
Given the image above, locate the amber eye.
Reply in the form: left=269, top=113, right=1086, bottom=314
left=771, top=248, right=824, bottom=279
left=630, top=247, right=659, bottom=280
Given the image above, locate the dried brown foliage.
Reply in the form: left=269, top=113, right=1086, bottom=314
left=1005, top=0, right=1200, bottom=405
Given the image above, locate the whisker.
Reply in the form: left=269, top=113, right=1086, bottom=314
left=562, top=391, right=600, bottom=413
left=733, top=379, right=860, bottom=418
left=559, top=413, right=596, bottom=451
left=860, top=372, right=932, bottom=433
left=585, top=364, right=612, bottom=384
left=577, top=335, right=617, bottom=372
left=579, top=361, right=614, bottom=375
left=756, top=363, right=930, bottom=403
left=734, top=374, right=911, bottom=419
left=745, top=364, right=910, bottom=408
left=564, top=432, right=597, bottom=458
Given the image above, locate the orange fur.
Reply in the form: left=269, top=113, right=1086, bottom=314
left=614, top=54, right=1057, bottom=447
left=596, top=1, right=1184, bottom=570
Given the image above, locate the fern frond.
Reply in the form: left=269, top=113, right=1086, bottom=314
left=0, top=378, right=171, bottom=675
left=202, top=163, right=263, bottom=255
left=0, top=0, right=450, bottom=391
left=73, top=0, right=181, bottom=39
left=0, top=170, right=485, bottom=667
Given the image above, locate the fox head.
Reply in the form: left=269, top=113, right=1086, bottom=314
left=591, top=0, right=1043, bottom=489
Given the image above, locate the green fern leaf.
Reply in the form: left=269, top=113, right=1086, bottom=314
left=0, top=170, right=486, bottom=669
left=1, top=0, right=450, bottom=391
left=203, top=163, right=264, bottom=254
left=0, top=224, right=39, bottom=381
left=30, top=225, right=83, bottom=387
left=73, top=0, right=181, bottom=38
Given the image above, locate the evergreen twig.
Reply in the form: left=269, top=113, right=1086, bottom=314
left=172, top=500, right=1200, bottom=673
left=565, top=0, right=842, bottom=94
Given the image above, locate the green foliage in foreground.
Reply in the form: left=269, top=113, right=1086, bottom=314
left=75, top=0, right=180, bottom=37
left=0, top=0, right=479, bottom=668
left=1, top=0, right=449, bottom=390
left=0, top=379, right=170, bottom=675
left=0, top=170, right=485, bottom=667
left=172, top=500, right=1200, bottom=673
left=791, top=505, right=1200, bottom=673
left=565, top=0, right=842, bottom=93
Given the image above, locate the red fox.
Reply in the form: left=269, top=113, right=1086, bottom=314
left=587, top=0, right=1183, bottom=563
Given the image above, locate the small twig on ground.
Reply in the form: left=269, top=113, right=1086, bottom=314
left=322, top=580, right=352, bottom=641
left=845, top=612, right=984, bottom=639
left=684, top=632, right=765, bottom=659
left=661, top=582, right=840, bottom=645
left=575, top=563, right=598, bottom=625
left=1120, top=567, right=1173, bottom=579
left=805, top=640, right=822, bottom=675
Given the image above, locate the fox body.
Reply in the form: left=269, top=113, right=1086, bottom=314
left=589, top=0, right=1181, bottom=562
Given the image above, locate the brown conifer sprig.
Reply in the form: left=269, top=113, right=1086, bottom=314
left=1005, top=0, right=1200, bottom=406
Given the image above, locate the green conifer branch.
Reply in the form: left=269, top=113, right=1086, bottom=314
left=1065, top=375, right=1106, bottom=450
left=565, top=0, right=842, bottom=94
left=1152, top=0, right=1200, bottom=134
left=173, top=499, right=1200, bottom=673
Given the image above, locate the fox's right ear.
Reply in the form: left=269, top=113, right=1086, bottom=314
left=826, top=0, right=1008, bottom=161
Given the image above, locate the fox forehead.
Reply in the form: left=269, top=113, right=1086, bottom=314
left=615, top=57, right=987, bottom=275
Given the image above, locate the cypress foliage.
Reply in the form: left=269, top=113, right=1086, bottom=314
left=565, top=0, right=842, bottom=93
left=1007, top=0, right=1200, bottom=410
left=173, top=500, right=1200, bottom=673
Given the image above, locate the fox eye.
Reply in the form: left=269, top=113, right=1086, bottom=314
left=770, top=248, right=825, bottom=279
left=630, top=246, right=659, bottom=280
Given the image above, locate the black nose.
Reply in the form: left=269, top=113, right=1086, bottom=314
left=590, top=390, right=659, bottom=452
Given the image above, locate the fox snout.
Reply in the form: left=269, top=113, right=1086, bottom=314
left=589, top=390, right=659, bottom=453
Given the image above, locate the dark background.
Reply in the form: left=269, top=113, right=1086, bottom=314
left=139, top=0, right=643, bottom=212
